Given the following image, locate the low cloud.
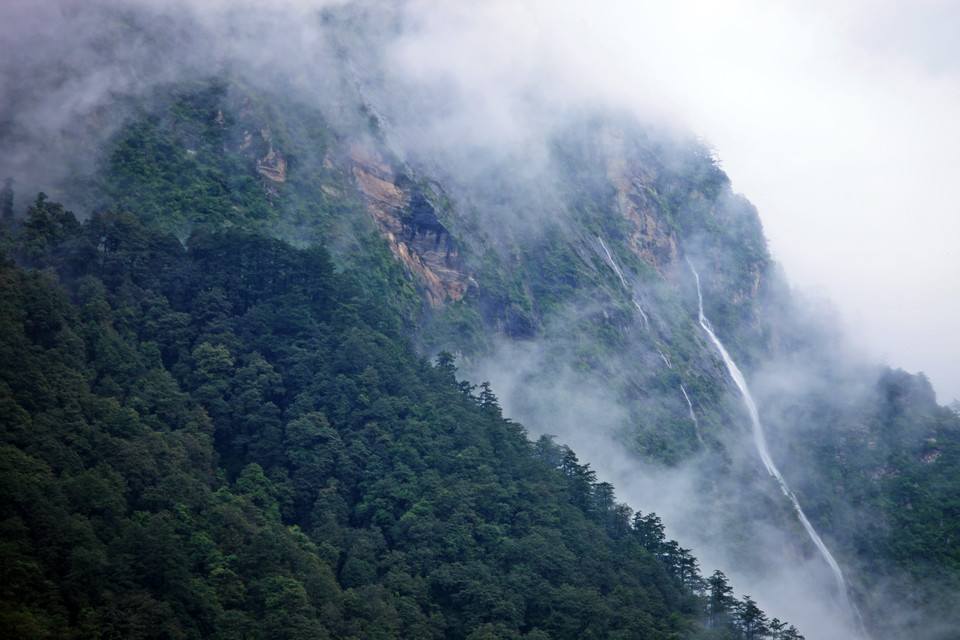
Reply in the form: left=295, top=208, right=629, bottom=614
left=2, top=3, right=955, bottom=635
left=465, top=334, right=864, bottom=639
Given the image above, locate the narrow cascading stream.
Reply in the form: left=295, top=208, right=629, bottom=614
left=598, top=237, right=649, bottom=326
left=688, top=259, right=865, bottom=635
left=598, top=236, right=628, bottom=288
left=680, top=384, right=703, bottom=443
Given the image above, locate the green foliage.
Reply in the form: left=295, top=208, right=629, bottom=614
left=103, top=86, right=274, bottom=232
left=84, top=79, right=422, bottom=332
left=759, top=362, right=960, bottom=639
left=0, top=201, right=797, bottom=639
left=519, top=226, right=584, bottom=317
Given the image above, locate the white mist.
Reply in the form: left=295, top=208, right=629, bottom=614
left=688, top=258, right=866, bottom=638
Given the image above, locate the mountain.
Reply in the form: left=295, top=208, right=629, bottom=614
left=2, top=2, right=959, bottom=639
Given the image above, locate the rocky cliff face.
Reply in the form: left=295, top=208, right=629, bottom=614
left=256, top=146, right=287, bottom=183
left=600, top=128, right=678, bottom=271
left=350, top=143, right=473, bottom=307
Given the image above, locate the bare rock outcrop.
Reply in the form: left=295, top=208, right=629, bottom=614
left=256, top=129, right=287, bottom=183
left=350, top=144, right=472, bottom=307
left=600, top=128, right=677, bottom=270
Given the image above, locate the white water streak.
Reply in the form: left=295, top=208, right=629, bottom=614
left=680, top=383, right=703, bottom=442
left=598, top=237, right=649, bottom=325
left=633, top=300, right=649, bottom=325
left=598, top=236, right=628, bottom=288
left=688, top=259, right=864, bottom=634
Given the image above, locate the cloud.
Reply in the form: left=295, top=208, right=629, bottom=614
left=3, top=0, right=955, bottom=635
left=0, top=0, right=350, bottom=203
left=4, top=1, right=956, bottom=402
left=385, top=0, right=960, bottom=403
left=466, top=335, right=864, bottom=639
left=326, top=0, right=960, bottom=405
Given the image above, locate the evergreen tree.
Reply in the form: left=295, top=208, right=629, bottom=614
left=737, top=595, right=770, bottom=640
left=0, top=177, right=13, bottom=220
left=707, top=570, right=736, bottom=630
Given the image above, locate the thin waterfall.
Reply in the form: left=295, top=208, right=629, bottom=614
left=598, top=236, right=628, bottom=287
left=688, top=259, right=865, bottom=635
left=680, top=383, right=703, bottom=443
left=633, top=301, right=649, bottom=325
left=598, top=237, right=649, bottom=325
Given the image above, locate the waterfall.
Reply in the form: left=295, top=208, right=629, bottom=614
left=598, top=236, right=628, bottom=288
left=688, top=259, right=865, bottom=634
left=680, top=383, right=703, bottom=443
left=598, top=237, right=649, bottom=325
left=633, top=300, right=649, bottom=326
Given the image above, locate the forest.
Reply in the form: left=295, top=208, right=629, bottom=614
left=0, top=195, right=803, bottom=638
left=2, top=3, right=960, bottom=637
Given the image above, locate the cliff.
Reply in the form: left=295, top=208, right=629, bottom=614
left=350, top=143, right=473, bottom=307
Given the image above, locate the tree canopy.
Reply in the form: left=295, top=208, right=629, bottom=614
left=0, top=202, right=798, bottom=638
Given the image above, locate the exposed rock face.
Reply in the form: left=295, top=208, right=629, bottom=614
left=257, top=148, right=287, bottom=182
left=350, top=144, right=472, bottom=307
left=600, top=129, right=677, bottom=270
left=733, top=264, right=763, bottom=302
left=256, top=129, right=287, bottom=182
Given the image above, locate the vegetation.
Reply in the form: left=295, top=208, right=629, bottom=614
left=4, top=63, right=957, bottom=640
left=0, top=199, right=799, bottom=638
left=87, top=79, right=424, bottom=331
left=762, top=363, right=960, bottom=639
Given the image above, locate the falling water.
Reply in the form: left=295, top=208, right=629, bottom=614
left=633, top=301, right=649, bottom=325
left=598, top=237, right=649, bottom=325
left=688, top=259, right=865, bottom=634
left=598, top=236, right=628, bottom=288
left=680, top=384, right=703, bottom=443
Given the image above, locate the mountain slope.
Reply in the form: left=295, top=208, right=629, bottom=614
left=0, top=203, right=800, bottom=639
left=2, top=2, right=960, bottom=639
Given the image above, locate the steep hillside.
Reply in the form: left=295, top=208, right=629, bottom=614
left=13, top=70, right=959, bottom=640
left=0, top=201, right=804, bottom=639
left=2, top=2, right=960, bottom=639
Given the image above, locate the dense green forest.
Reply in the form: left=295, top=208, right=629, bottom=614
left=3, top=72, right=959, bottom=638
left=0, top=197, right=804, bottom=638
left=3, top=2, right=960, bottom=635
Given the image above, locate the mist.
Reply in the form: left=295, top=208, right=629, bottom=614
left=0, top=0, right=349, bottom=207
left=2, top=1, right=956, bottom=637
left=463, top=295, right=869, bottom=639
left=365, top=0, right=960, bottom=402
left=4, top=2, right=956, bottom=401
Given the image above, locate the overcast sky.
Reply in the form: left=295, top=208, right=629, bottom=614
left=533, top=0, right=960, bottom=403
left=1, top=0, right=951, bottom=632
left=403, top=0, right=960, bottom=403
left=4, top=0, right=956, bottom=402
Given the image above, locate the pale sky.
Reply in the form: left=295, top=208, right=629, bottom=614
left=400, top=0, right=960, bottom=403
left=512, top=0, right=960, bottom=404
left=552, top=0, right=960, bottom=403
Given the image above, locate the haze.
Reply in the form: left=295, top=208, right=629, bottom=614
left=540, top=0, right=960, bottom=403
left=3, top=0, right=955, bottom=399
left=2, top=1, right=954, bottom=636
left=396, top=0, right=960, bottom=401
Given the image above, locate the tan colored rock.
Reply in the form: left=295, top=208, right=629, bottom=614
left=350, top=143, right=472, bottom=307
left=600, top=128, right=677, bottom=271
left=257, top=148, right=287, bottom=182
left=240, top=131, right=254, bottom=151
